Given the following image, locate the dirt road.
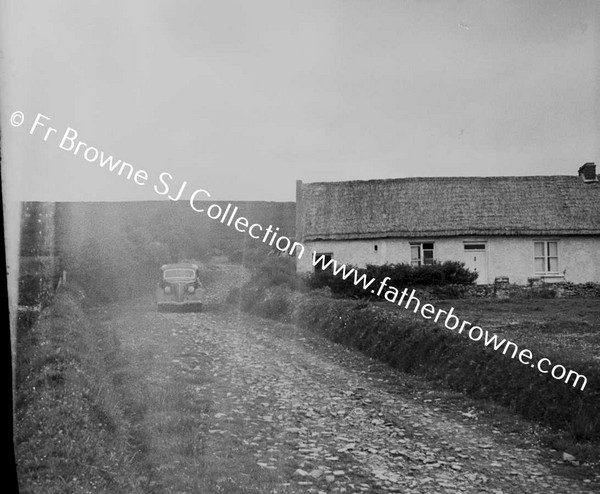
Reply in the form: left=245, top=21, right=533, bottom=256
left=91, top=265, right=596, bottom=493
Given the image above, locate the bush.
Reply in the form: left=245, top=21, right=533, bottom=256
left=237, top=258, right=479, bottom=301
left=302, top=266, right=366, bottom=299
left=248, top=256, right=304, bottom=291
left=226, top=256, right=304, bottom=321
left=227, top=284, right=295, bottom=322
left=367, top=260, right=478, bottom=287
left=304, top=261, right=478, bottom=299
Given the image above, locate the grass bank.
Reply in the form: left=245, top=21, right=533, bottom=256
left=15, top=285, right=144, bottom=493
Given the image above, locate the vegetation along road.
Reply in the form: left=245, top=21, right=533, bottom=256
left=62, top=264, right=593, bottom=494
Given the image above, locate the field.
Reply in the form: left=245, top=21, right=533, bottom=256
left=382, top=297, right=600, bottom=364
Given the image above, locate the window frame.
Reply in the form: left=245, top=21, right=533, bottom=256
left=533, top=240, right=560, bottom=275
left=409, top=241, right=435, bottom=267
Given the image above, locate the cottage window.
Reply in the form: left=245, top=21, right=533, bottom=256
left=464, top=243, right=486, bottom=251
left=534, top=241, right=559, bottom=274
left=410, top=242, right=434, bottom=266
left=314, top=252, right=333, bottom=272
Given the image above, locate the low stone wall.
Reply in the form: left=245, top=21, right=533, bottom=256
left=553, top=282, right=600, bottom=298
left=415, top=281, right=600, bottom=300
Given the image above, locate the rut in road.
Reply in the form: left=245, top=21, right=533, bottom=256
left=106, top=264, right=594, bottom=494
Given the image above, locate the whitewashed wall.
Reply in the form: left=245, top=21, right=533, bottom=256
left=296, top=236, right=600, bottom=285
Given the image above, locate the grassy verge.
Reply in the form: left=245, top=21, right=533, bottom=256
left=15, top=285, right=143, bottom=493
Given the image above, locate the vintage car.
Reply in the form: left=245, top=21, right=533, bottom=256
left=156, top=262, right=203, bottom=311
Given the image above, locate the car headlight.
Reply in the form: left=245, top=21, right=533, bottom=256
left=164, top=286, right=171, bottom=294
left=187, top=285, right=195, bottom=293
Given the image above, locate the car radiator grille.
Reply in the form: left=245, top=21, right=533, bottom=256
left=174, top=282, right=185, bottom=302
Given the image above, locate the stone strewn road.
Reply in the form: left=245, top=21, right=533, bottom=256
left=97, top=264, right=597, bottom=493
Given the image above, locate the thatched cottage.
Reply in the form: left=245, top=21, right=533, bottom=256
left=295, top=163, right=600, bottom=285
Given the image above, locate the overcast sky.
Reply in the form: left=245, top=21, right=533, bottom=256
left=2, top=0, right=599, bottom=202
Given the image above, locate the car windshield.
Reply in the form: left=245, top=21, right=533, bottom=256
left=163, top=268, right=196, bottom=280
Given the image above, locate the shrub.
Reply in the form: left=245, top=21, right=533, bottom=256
left=227, top=284, right=294, bottom=322
left=303, top=261, right=478, bottom=299
left=248, top=256, right=304, bottom=291
left=227, top=256, right=305, bottom=321
left=367, top=261, right=478, bottom=287
left=302, top=265, right=366, bottom=299
left=257, top=291, right=293, bottom=321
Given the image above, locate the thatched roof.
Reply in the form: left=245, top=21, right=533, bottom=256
left=298, top=176, right=600, bottom=240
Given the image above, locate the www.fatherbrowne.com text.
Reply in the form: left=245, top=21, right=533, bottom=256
left=312, top=252, right=588, bottom=391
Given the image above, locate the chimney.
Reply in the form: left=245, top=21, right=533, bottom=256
left=578, top=162, right=598, bottom=183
